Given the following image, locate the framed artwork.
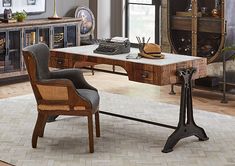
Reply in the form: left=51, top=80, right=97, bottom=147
left=75, top=7, right=95, bottom=37
left=0, top=0, right=45, bottom=14
left=27, top=0, right=36, bottom=5
left=2, top=0, right=12, bottom=7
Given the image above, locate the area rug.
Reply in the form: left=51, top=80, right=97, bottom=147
left=0, top=160, right=14, bottom=166
left=0, top=92, right=235, bottom=166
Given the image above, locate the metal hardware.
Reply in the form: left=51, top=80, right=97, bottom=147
left=56, top=59, right=64, bottom=65
left=98, top=68, right=209, bottom=153
left=99, top=111, right=176, bottom=129
left=6, top=48, right=9, bottom=55
left=221, top=51, right=228, bottom=103
left=162, top=68, right=209, bottom=153
left=141, top=71, right=149, bottom=78
left=169, top=84, right=176, bottom=95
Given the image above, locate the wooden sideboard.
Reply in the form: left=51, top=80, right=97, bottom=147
left=0, top=17, right=81, bottom=84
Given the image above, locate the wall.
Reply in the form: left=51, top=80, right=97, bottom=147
left=28, top=0, right=89, bottom=19
left=161, top=0, right=171, bottom=52
left=225, top=0, right=235, bottom=46
left=97, top=0, right=111, bottom=39
left=90, top=0, right=123, bottom=39
left=110, top=0, right=123, bottom=37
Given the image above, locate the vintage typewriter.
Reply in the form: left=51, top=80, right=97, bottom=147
left=94, top=37, right=130, bottom=55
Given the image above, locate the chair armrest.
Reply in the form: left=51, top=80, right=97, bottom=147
left=38, top=78, right=74, bottom=87
left=50, top=68, right=97, bottom=91
left=36, top=79, right=91, bottom=108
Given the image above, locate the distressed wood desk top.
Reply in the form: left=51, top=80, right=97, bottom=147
left=0, top=17, right=81, bottom=29
left=50, top=45, right=207, bottom=86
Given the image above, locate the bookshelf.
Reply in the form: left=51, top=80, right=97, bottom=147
left=0, top=18, right=81, bottom=84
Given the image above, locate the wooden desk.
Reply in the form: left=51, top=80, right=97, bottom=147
left=50, top=45, right=209, bottom=153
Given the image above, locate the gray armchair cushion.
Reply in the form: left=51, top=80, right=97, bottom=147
left=23, top=43, right=51, bottom=79
left=23, top=43, right=100, bottom=113
left=77, top=89, right=99, bottom=113
left=51, top=69, right=97, bottom=91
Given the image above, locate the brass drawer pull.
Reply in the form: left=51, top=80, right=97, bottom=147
left=141, top=72, right=149, bottom=78
left=57, top=59, right=64, bottom=65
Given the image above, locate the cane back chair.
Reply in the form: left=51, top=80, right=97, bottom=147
left=22, top=43, right=100, bottom=153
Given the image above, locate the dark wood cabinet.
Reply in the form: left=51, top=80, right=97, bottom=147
left=168, top=0, right=225, bottom=63
left=0, top=18, right=81, bottom=83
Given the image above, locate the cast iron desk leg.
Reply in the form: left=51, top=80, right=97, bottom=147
left=169, top=84, right=176, bottom=95
left=162, top=68, right=209, bottom=153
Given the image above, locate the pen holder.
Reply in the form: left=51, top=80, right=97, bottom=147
left=138, top=43, right=145, bottom=54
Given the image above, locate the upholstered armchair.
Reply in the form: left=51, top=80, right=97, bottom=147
left=22, top=43, right=100, bottom=153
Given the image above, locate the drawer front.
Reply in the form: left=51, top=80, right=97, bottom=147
left=134, top=70, right=154, bottom=84
left=50, top=57, right=69, bottom=68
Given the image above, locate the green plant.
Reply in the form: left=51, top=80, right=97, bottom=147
left=14, top=11, right=27, bottom=22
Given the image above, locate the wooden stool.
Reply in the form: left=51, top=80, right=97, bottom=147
left=73, top=61, right=96, bottom=75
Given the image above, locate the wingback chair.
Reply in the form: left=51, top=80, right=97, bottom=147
left=22, top=43, right=100, bottom=153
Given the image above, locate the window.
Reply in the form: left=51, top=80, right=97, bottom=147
left=125, top=0, right=161, bottom=45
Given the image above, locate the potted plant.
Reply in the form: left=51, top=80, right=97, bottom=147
left=14, top=11, right=27, bottom=22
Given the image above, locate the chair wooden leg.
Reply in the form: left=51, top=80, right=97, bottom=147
left=32, top=112, right=45, bottom=148
left=38, top=114, right=48, bottom=137
left=87, top=113, right=94, bottom=153
left=95, top=111, right=100, bottom=137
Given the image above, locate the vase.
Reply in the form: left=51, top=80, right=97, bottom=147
left=17, top=18, right=24, bottom=22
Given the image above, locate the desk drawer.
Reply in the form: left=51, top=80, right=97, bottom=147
left=134, top=70, right=154, bottom=83
left=50, top=57, right=69, bottom=68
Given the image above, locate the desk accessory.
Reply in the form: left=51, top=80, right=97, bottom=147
left=1, top=8, right=16, bottom=23
left=126, top=54, right=141, bottom=59
left=48, top=0, right=62, bottom=19
left=94, top=37, right=130, bottom=55
left=136, top=36, right=164, bottom=59
left=3, top=9, right=12, bottom=20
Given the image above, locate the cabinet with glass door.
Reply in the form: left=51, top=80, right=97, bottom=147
left=0, top=18, right=81, bottom=84
left=53, top=24, right=78, bottom=48
left=168, top=0, right=225, bottom=63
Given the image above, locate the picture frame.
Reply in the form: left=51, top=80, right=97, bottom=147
left=0, top=0, right=45, bottom=15
left=2, top=0, right=12, bottom=7
left=27, top=0, right=36, bottom=5
left=75, top=7, right=95, bottom=38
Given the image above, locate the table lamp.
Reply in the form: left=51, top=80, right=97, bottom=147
left=48, top=0, right=61, bottom=19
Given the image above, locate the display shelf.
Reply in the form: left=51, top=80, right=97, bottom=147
left=0, top=18, right=81, bottom=84
left=168, top=0, right=225, bottom=63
